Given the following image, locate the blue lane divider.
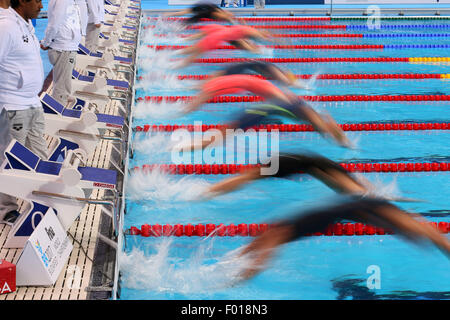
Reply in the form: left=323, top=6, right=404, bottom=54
left=349, top=24, right=450, bottom=29
left=364, top=33, right=450, bottom=37
left=384, top=44, right=450, bottom=49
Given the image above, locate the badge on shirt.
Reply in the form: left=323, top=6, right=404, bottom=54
left=22, top=35, right=29, bottom=43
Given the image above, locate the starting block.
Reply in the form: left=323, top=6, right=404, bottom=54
left=41, top=92, right=125, bottom=162
left=0, top=140, right=118, bottom=248
left=76, top=44, right=134, bottom=80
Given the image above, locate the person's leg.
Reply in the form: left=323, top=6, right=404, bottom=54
left=25, top=106, right=48, bottom=160
left=364, top=204, right=450, bottom=255
left=207, top=166, right=263, bottom=195
left=183, top=90, right=214, bottom=113
left=0, top=110, right=19, bottom=223
left=291, top=101, right=351, bottom=148
left=85, top=23, right=101, bottom=53
left=48, top=49, right=76, bottom=106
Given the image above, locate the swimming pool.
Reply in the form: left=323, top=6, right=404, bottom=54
left=119, top=15, right=450, bottom=300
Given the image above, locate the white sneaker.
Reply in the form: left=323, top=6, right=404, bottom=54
left=233, top=3, right=238, bottom=7
left=225, top=3, right=229, bottom=7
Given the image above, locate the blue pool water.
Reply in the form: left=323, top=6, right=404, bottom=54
left=121, top=16, right=450, bottom=300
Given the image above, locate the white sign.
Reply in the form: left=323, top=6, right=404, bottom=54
left=16, top=209, right=73, bottom=286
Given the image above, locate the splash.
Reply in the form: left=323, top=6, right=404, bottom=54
left=133, top=99, right=188, bottom=119
left=137, top=49, right=180, bottom=72
left=120, top=239, right=251, bottom=294
left=136, top=71, right=196, bottom=91
left=353, top=172, right=421, bottom=202
left=132, top=132, right=172, bottom=154
left=126, top=169, right=211, bottom=202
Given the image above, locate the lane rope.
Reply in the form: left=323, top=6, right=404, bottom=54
left=170, top=73, right=449, bottom=80
left=137, top=94, right=450, bottom=103
left=131, top=162, right=450, bottom=174
left=134, top=122, right=450, bottom=133
left=190, top=57, right=450, bottom=63
left=147, top=44, right=450, bottom=50
left=151, top=33, right=450, bottom=38
left=126, top=221, right=450, bottom=237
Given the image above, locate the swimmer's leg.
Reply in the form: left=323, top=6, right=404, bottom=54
left=183, top=90, right=215, bottom=113
left=359, top=203, right=450, bottom=257
left=309, top=167, right=368, bottom=195
left=206, top=166, right=263, bottom=197
left=293, top=101, right=352, bottom=148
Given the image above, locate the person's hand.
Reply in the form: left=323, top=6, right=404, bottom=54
left=40, top=44, right=49, bottom=50
left=95, top=23, right=101, bottom=28
left=237, top=224, right=293, bottom=281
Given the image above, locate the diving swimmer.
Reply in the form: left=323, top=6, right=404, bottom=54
left=205, top=60, right=317, bottom=89
left=180, top=83, right=352, bottom=148
left=237, top=197, right=450, bottom=280
left=202, top=153, right=372, bottom=199
left=162, top=3, right=238, bottom=25
left=172, top=25, right=274, bottom=69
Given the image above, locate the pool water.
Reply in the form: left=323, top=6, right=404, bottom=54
left=120, top=15, right=450, bottom=300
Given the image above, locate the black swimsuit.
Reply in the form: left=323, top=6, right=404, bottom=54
left=223, top=61, right=280, bottom=79
left=277, top=198, right=395, bottom=241
left=233, top=99, right=311, bottom=130
left=270, top=153, right=349, bottom=179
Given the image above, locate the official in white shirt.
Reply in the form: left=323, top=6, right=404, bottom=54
left=85, top=0, right=104, bottom=53
left=0, top=0, right=47, bottom=225
left=40, top=0, right=82, bottom=106
left=76, top=0, right=88, bottom=39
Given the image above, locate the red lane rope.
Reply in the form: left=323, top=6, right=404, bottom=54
left=134, top=122, right=450, bottom=133
left=147, top=17, right=332, bottom=21
left=142, top=24, right=347, bottom=30
left=173, top=73, right=443, bottom=80
left=193, top=57, right=410, bottom=63
left=126, top=221, right=450, bottom=237
left=147, top=44, right=385, bottom=50
left=132, top=162, right=450, bottom=175
left=152, top=33, right=364, bottom=38
left=138, top=94, right=450, bottom=103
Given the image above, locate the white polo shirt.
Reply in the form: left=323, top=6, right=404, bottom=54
left=41, top=0, right=82, bottom=51
left=0, top=8, right=44, bottom=110
left=87, top=0, right=105, bottom=25
left=76, top=0, right=88, bottom=36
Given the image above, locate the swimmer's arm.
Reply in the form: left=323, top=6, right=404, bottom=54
left=162, top=9, right=192, bottom=17
left=183, top=32, right=206, bottom=42
left=204, top=167, right=264, bottom=198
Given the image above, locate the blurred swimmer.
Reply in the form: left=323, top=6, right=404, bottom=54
left=204, top=153, right=370, bottom=198
left=172, top=25, right=274, bottom=69
left=206, top=61, right=318, bottom=89
left=181, top=90, right=352, bottom=148
left=236, top=197, right=450, bottom=280
left=162, top=3, right=238, bottom=25
left=184, top=74, right=294, bottom=113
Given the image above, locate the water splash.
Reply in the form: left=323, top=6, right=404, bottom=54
left=133, top=99, right=188, bottom=119
left=354, top=172, right=417, bottom=202
left=133, top=132, right=172, bottom=155
left=120, top=239, right=251, bottom=294
left=136, top=71, right=197, bottom=91
left=137, top=49, right=180, bottom=72
left=126, top=169, right=211, bottom=202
